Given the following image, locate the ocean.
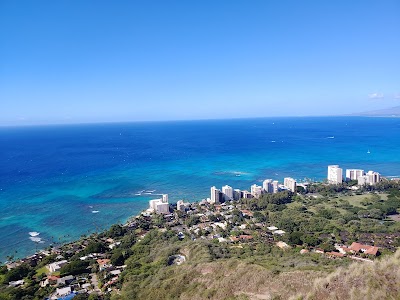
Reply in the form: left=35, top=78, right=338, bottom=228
left=1, top=116, right=400, bottom=261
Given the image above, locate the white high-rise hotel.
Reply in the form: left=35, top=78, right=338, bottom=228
left=327, top=165, right=343, bottom=184
left=210, top=186, right=220, bottom=204
left=359, top=171, right=381, bottom=185
left=263, top=179, right=273, bottom=193
left=345, top=169, right=364, bottom=181
left=250, top=184, right=263, bottom=198
left=284, top=177, right=297, bottom=192
left=221, top=185, right=233, bottom=201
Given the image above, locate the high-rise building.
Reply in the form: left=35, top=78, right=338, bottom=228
left=327, top=165, right=343, bottom=184
left=210, top=186, right=221, bottom=204
left=272, top=180, right=279, bottom=193
left=149, top=198, right=169, bottom=214
left=284, top=177, right=297, bottom=192
left=251, top=184, right=263, bottom=198
left=233, top=189, right=241, bottom=201
left=162, top=194, right=168, bottom=203
left=149, top=199, right=161, bottom=211
left=155, top=202, right=169, bottom=214
left=367, top=171, right=380, bottom=185
left=242, top=190, right=252, bottom=199
left=345, top=169, right=364, bottom=181
left=221, top=185, right=233, bottom=201
left=263, top=179, right=273, bottom=193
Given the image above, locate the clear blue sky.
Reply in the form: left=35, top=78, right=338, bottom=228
left=1, top=1, right=399, bottom=125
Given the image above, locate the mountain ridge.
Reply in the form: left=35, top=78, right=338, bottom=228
left=351, top=105, right=400, bottom=117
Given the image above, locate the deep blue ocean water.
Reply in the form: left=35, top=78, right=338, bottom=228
left=1, top=117, right=400, bottom=261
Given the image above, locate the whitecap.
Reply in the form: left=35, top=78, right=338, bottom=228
left=92, top=210, right=100, bottom=213
left=29, top=232, right=40, bottom=237
left=271, top=140, right=276, bottom=143
left=29, top=237, right=42, bottom=242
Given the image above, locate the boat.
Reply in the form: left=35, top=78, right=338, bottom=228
left=367, top=149, right=371, bottom=154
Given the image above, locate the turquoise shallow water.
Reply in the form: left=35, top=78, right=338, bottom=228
left=0, top=117, right=400, bottom=261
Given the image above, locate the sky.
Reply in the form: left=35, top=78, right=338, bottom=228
left=0, top=0, right=399, bottom=125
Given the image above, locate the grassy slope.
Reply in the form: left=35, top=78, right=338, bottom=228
left=295, top=248, right=400, bottom=300
left=114, top=232, right=349, bottom=300
left=117, top=245, right=400, bottom=300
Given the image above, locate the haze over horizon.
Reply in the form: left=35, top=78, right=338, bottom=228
left=1, top=1, right=399, bottom=126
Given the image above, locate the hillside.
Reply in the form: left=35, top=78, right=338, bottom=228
left=352, top=106, right=400, bottom=117
left=297, top=248, right=400, bottom=300
left=115, top=242, right=400, bottom=300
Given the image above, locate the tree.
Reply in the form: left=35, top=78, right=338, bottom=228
left=84, top=241, right=106, bottom=254
left=120, top=233, right=136, bottom=248
left=73, top=294, right=89, bottom=300
left=3, top=264, right=31, bottom=283
left=288, top=231, right=304, bottom=245
left=301, top=235, right=320, bottom=247
left=319, top=242, right=335, bottom=252
left=253, top=211, right=267, bottom=222
left=88, top=294, right=100, bottom=300
left=107, top=224, right=127, bottom=238
left=59, top=260, right=89, bottom=276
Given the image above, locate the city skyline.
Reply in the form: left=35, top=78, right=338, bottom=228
left=1, top=1, right=399, bottom=126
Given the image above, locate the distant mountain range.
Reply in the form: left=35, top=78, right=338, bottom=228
left=352, top=105, right=400, bottom=117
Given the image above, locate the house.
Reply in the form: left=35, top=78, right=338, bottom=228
left=349, top=242, right=379, bottom=256
left=273, top=230, right=286, bottom=236
left=57, top=275, right=74, bottom=286
left=241, top=210, right=254, bottom=217
left=48, top=275, right=61, bottom=285
left=229, top=236, right=240, bottom=242
left=239, top=235, right=253, bottom=241
left=47, top=260, right=68, bottom=273
left=276, top=241, right=290, bottom=249
left=6, top=262, right=21, bottom=270
left=97, top=259, right=111, bottom=271
left=56, top=286, right=72, bottom=297
left=336, top=245, right=352, bottom=254
left=110, top=270, right=121, bottom=276
left=8, top=280, right=24, bottom=287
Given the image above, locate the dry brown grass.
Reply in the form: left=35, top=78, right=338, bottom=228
left=293, top=248, right=400, bottom=300
left=179, top=260, right=324, bottom=300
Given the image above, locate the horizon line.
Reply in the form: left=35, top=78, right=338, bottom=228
left=0, top=114, right=382, bottom=128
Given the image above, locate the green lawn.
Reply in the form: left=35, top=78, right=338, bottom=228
left=338, top=193, right=388, bottom=208
left=35, top=266, right=48, bottom=276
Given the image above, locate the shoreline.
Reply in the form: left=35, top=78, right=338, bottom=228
left=3, top=173, right=399, bottom=265
left=1, top=176, right=399, bottom=299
